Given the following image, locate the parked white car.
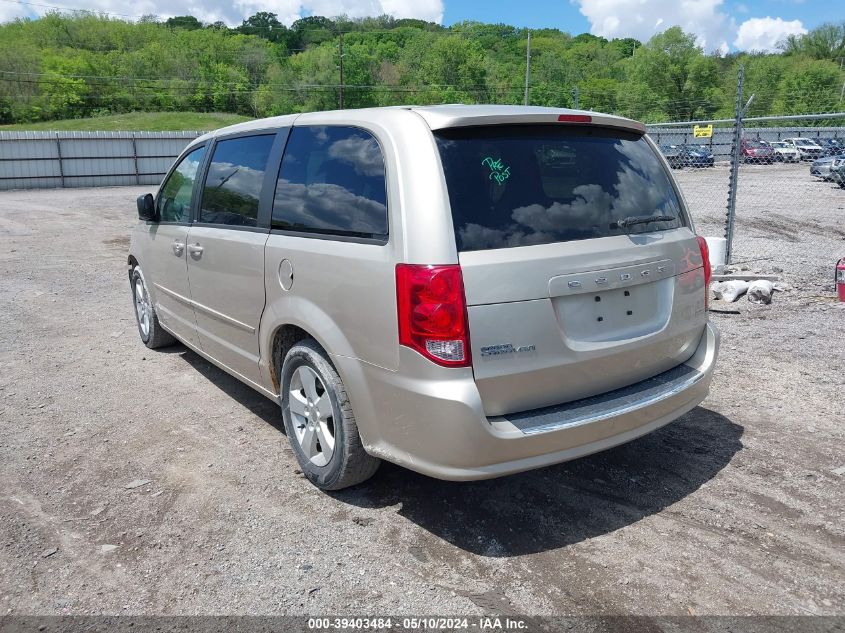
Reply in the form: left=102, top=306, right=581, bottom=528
left=768, top=141, right=800, bottom=163
left=782, top=138, right=824, bottom=161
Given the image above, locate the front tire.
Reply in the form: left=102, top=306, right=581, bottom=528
left=131, top=266, right=175, bottom=349
left=280, top=340, right=380, bottom=490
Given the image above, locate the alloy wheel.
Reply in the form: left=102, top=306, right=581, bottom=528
left=288, top=365, right=336, bottom=467
left=134, top=273, right=151, bottom=339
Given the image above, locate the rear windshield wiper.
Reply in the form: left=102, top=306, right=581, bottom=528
left=613, top=214, right=677, bottom=230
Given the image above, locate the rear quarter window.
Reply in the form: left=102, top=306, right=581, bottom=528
left=272, top=126, right=388, bottom=241
left=435, top=125, right=684, bottom=252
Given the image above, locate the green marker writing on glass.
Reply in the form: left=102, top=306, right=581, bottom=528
left=482, top=156, right=511, bottom=184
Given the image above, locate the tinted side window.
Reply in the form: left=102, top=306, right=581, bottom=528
left=200, top=134, right=275, bottom=227
left=272, top=126, right=388, bottom=240
left=157, top=145, right=206, bottom=222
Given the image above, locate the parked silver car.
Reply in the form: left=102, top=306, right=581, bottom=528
left=810, top=154, right=845, bottom=180
left=128, top=105, right=719, bottom=490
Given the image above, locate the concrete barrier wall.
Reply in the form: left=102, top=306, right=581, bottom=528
left=0, top=131, right=201, bottom=190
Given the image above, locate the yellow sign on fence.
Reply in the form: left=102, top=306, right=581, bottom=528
left=693, top=124, right=714, bottom=138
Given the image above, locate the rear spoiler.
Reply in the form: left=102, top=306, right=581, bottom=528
left=413, top=107, right=646, bottom=135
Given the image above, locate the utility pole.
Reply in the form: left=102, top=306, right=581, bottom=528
left=338, top=32, right=345, bottom=110
left=725, top=64, right=744, bottom=265
left=523, top=30, right=531, bottom=106
left=572, top=86, right=580, bottom=109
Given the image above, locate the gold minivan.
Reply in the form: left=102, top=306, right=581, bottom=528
left=129, top=105, right=719, bottom=490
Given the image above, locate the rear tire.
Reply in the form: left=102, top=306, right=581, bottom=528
left=131, top=265, right=175, bottom=349
left=280, top=339, right=380, bottom=490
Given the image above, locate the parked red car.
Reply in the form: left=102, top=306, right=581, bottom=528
left=741, top=139, right=775, bottom=164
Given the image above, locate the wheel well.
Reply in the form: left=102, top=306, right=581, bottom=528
left=270, top=325, right=314, bottom=392
left=128, top=255, right=138, bottom=281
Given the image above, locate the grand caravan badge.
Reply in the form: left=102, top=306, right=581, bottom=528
left=480, top=343, right=537, bottom=357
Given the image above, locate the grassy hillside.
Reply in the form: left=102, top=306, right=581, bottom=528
left=0, top=14, right=841, bottom=126
left=0, top=111, right=252, bottom=131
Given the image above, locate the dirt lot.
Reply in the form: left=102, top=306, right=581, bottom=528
left=0, top=164, right=843, bottom=617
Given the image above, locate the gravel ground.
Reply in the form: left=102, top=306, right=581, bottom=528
left=0, top=169, right=843, bottom=618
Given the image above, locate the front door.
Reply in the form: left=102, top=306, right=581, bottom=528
left=186, top=133, right=277, bottom=386
left=145, top=144, right=207, bottom=350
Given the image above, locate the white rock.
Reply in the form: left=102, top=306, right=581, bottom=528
left=712, top=280, right=749, bottom=303
left=747, top=280, right=774, bottom=304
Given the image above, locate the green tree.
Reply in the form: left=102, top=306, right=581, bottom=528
left=290, top=16, right=336, bottom=49
left=166, top=16, right=203, bottom=30
left=237, top=12, right=291, bottom=46
left=410, top=34, right=488, bottom=103
left=0, top=12, right=835, bottom=125
left=773, top=58, right=841, bottom=114
left=782, top=21, right=845, bottom=61
left=619, top=27, right=722, bottom=121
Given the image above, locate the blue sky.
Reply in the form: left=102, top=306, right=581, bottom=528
left=443, top=0, right=835, bottom=33
left=443, top=0, right=839, bottom=53
left=0, top=0, right=839, bottom=53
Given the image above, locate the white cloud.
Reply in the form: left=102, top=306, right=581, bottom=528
left=733, top=16, right=806, bottom=52
left=575, top=0, right=809, bottom=53
left=576, top=0, right=735, bottom=53
left=0, top=4, right=23, bottom=22
left=381, top=0, right=443, bottom=23
left=303, top=0, right=443, bottom=22
left=0, top=0, right=443, bottom=26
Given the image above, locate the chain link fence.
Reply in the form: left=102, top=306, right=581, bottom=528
left=645, top=114, right=844, bottom=285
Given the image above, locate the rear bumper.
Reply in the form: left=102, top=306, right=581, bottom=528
left=336, top=322, right=720, bottom=481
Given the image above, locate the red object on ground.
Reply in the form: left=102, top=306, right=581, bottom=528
left=837, top=257, right=845, bottom=302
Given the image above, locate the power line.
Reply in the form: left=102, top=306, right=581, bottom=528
left=4, top=70, right=839, bottom=103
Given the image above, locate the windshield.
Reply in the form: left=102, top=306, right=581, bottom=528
left=435, top=125, right=684, bottom=252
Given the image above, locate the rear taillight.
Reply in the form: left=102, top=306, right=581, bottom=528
left=696, top=236, right=712, bottom=309
left=396, top=264, right=471, bottom=367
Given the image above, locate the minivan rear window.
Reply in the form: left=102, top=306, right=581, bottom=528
left=435, top=125, right=684, bottom=251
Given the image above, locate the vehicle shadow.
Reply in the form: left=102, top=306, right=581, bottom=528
left=334, top=407, right=743, bottom=557
left=178, top=348, right=283, bottom=432
left=172, top=347, right=742, bottom=558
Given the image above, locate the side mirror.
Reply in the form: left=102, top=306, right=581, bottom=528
left=136, top=193, right=156, bottom=221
